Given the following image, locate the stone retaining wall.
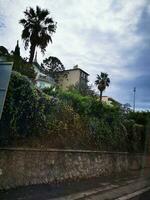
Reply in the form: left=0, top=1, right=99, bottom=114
left=0, top=148, right=149, bottom=190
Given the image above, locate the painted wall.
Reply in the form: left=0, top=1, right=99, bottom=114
left=34, top=65, right=55, bottom=89
left=58, top=69, right=89, bottom=90
left=36, top=80, right=52, bottom=89
left=58, top=70, right=80, bottom=90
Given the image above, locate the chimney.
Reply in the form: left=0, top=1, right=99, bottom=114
left=73, top=64, right=78, bottom=69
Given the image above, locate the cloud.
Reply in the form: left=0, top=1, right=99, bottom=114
left=0, top=0, right=150, bottom=109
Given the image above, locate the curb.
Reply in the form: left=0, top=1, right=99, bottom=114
left=50, top=177, right=150, bottom=200
left=116, top=186, right=150, bottom=200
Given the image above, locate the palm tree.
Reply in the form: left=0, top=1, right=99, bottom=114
left=19, top=6, right=57, bottom=63
left=95, top=72, right=110, bottom=102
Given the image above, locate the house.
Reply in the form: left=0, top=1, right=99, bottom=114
left=33, top=55, right=55, bottom=89
left=33, top=56, right=89, bottom=91
left=57, top=65, right=89, bottom=90
left=33, top=62, right=55, bottom=89
left=102, top=96, right=121, bottom=106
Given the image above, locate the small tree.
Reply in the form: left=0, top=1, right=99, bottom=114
left=0, top=46, right=9, bottom=56
left=13, top=40, right=20, bottom=57
left=11, top=41, right=22, bottom=72
left=8, top=42, right=37, bottom=80
left=68, top=82, right=95, bottom=96
left=95, top=73, right=110, bottom=102
left=42, top=56, right=65, bottom=82
left=42, top=56, right=64, bottom=74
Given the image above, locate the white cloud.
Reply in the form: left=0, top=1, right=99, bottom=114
left=0, top=0, right=148, bottom=103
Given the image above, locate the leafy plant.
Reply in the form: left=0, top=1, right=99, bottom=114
left=0, top=71, right=50, bottom=142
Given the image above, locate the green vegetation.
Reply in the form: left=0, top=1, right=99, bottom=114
left=0, top=5, right=149, bottom=152
left=0, top=72, right=49, bottom=140
left=41, top=56, right=65, bottom=82
left=0, top=46, right=9, bottom=56
left=68, top=82, right=95, bottom=96
left=0, top=44, right=36, bottom=79
left=0, top=74, right=148, bottom=152
left=42, top=56, right=65, bottom=74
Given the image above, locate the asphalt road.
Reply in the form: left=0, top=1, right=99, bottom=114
left=131, top=190, right=150, bottom=200
left=0, top=174, right=149, bottom=200
left=0, top=176, right=120, bottom=200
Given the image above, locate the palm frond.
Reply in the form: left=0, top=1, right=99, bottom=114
left=19, top=19, right=27, bottom=25
left=22, top=27, right=30, bottom=39
left=45, top=17, right=54, bottom=24
left=39, top=10, right=49, bottom=20
left=96, top=74, right=101, bottom=80
left=101, top=72, right=107, bottom=78
left=95, top=79, right=99, bottom=85
left=24, top=10, right=32, bottom=19
left=29, top=7, right=35, bottom=17
left=36, top=6, right=41, bottom=16
left=24, top=39, right=29, bottom=49
left=48, top=24, right=56, bottom=33
left=107, top=78, right=110, bottom=83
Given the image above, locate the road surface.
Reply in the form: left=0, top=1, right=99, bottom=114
left=131, top=190, right=150, bottom=200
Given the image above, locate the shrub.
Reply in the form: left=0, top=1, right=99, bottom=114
left=88, top=117, right=127, bottom=151
left=0, top=71, right=50, bottom=143
left=58, top=91, right=102, bottom=116
left=124, top=119, right=146, bottom=152
left=42, top=86, right=58, bottom=97
left=45, top=101, right=89, bottom=148
left=0, top=72, right=147, bottom=152
left=127, top=111, right=150, bottom=126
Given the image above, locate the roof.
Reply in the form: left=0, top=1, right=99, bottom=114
left=58, top=68, right=89, bottom=76
left=33, top=62, right=46, bottom=74
left=36, top=75, right=55, bottom=84
left=102, top=96, right=121, bottom=105
left=109, top=98, right=121, bottom=105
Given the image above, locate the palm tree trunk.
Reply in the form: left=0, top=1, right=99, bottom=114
left=29, top=43, right=36, bottom=63
left=100, top=91, right=103, bottom=102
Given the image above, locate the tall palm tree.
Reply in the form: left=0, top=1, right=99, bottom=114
left=19, top=6, right=57, bottom=63
left=95, top=72, right=110, bottom=102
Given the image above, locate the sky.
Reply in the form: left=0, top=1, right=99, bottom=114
left=0, top=0, right=150, bottom=110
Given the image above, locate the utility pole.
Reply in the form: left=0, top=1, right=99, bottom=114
left=133, top=87, right=136, bottom=112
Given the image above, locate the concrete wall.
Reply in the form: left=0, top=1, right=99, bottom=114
left=0, top=148, right=149, bottom=190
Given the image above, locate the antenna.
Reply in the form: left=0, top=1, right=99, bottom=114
left=133, top=87, right=136, bottom=112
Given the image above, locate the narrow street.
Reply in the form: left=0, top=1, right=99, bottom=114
left=131, top=190, right=150, bottom=200
left=1, top=173, right=150, bottom=200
